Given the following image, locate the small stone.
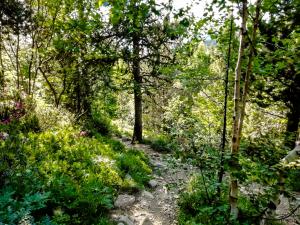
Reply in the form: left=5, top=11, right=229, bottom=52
left=152, top=153, right=160, bottom=157
left=114, top=194, right=136, bottom=208
left=118, top=215, right=135, bottom=225
left=154, top=162, right=165, bottom=168
left=125, top=174, right=133, bottom=180
left=148, top=180, right=158, bottom=188
left=118, top=223, right=125, bottom=225
left=140, top=199, right=149, bottom=208
left=140, top=217, right=153, bottom=225
left=141, top=190, right=154, bottom=199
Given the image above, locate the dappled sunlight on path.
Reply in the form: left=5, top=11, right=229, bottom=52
left=111, top=137, right=199, bottom=225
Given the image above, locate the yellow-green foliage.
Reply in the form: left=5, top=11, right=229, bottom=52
left=0, top=128, right=151, bottom=224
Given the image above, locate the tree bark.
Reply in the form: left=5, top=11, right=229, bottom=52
left=28, top=31, right=36, bottom=96
left=238, top=0, right=262, bottom=144
left=39, top=67, right=60, bottom=107
left=16, top=32, right=20, bottom=90
left=229, top=0, right=248, bottom=218
left=132, top=34, right=143, bottom=143
left=284, top=105, right=300, bottom=149
left=0, top=17, right=4, bottom=92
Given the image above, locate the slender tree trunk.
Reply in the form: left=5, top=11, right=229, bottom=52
left=76, top=71, right=81, bottom=114
left=217, top=9, right=234, bottom=198
left=132, top=34, right=143, bottom=143
left=28, top=32, right=36, bottom=96
left=39, top=67, right=59, bottom=107
left=229, top=0, right=248, bottom=218
left=238, top=0, right=262, bottom=143
left=16, top=32, right=20, bottom=90
left=0, top=18, right=4, bottom=93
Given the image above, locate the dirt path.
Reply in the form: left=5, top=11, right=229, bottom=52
left=110, top=137, right=199, bottom=225
left=110, top=137, right=300, bottom=225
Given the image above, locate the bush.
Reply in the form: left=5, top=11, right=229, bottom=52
left=286, top=169, right=300, bottom=191
left=149, top=135, right=175, bottom=153
left=0, top=187, right=50, bottom=224
left=94, top=134, right=126, bottom=152
left=88, top=112, right=112, bottom=135
left=35, top=103, right=74, bottom=130
left=20, top=113, right=41, bottom=132
left=178, top=174, right=230, bottom=225
left=1, top=128, right=151, bottom=224
left=84, top=96, right=119, bottom=136
left=177, top=173, right=273, bottom=225
left=117, top=149, right=152, bottom=188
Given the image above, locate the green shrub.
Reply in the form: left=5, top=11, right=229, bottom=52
left=94, top=133, right=125, bottom=152
left=85, top=96, right=119, bottom=136
left=178, top=174, right=230, bottom=225
left=0, top=187, right=50, bottom=224
left=177, top=174, right=272, bottom=225
left=1, top=128, right=151, bottom=224
left=89, top=112, right=112, bottom=135
left=20, top=113, right=41, bottom=133
left=286, top=169, right=300, bottom=191
left=149, top=135, right=175, bottom=153
left=117, top=149, right=152, bottom=187
left=34, top=98, right=74, bottom=130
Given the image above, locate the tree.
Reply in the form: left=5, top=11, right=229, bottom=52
left=103, top=0, right=190, bottom=142
left=217, top=7, right=234, bottom=198
left=29, top=0, right=116, bottom=115
left=254, top=0, right=300, bottom=149
left=0, top=0, right=32, bottom=92
left=229, top=0, right=262, bottom=218
left=229, top=0, right=248, bottom=218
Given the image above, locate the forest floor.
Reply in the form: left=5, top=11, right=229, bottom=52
left=110, top=136, right=300, bottom=225
left=110, top=136, right=200, bottom=225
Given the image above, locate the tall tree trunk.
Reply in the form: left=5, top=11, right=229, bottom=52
left=238, top=0, right=262, bottom=143
left=229, top=0, right=248, bottom=218
left=284, top=104, right=300, bottom=149
left=217, top=9, right=234, bottom=198
left=132, top=34, right=143, bottom=143
left=28, top=31, right=35, bottom=96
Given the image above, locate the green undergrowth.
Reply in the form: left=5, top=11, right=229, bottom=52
left=177, top=152, right=290, bottom=225
left=143, top=134, right=178, bottom=153
left=0, top=127, right=152, bottom=224
left=177, top=174, right=272, bottom=225
left=178, top=174, right=232, bottom=225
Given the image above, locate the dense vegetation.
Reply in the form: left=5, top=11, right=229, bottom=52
left=0, top=0, right=299, bottom=224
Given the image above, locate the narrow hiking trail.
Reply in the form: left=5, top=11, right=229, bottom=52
left=110, top=137, right=300, bottom=225
left=110, top=137, right=199, bottom=225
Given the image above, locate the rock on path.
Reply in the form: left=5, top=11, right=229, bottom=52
left=114, top=194, right=136, bottom=209
left=111, top=138, right=199, bottom=225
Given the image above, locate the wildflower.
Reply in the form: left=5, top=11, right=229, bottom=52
left=79, top=130, right=89, bottom=137
left=15, top=101, right=24, bottom=110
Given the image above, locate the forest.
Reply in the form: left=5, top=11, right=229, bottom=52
left=0, top=0, right=299, bottom=224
